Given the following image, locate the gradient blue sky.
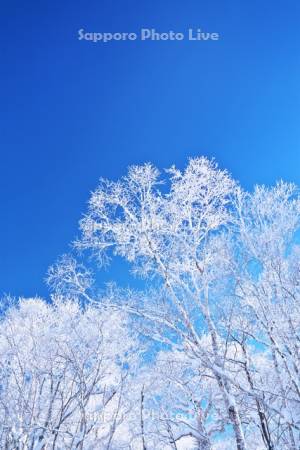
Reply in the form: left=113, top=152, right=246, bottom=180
left=1, top=0, right=300, bottom=298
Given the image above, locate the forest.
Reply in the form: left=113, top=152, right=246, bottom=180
left=1, top=157, right=300, bottom=449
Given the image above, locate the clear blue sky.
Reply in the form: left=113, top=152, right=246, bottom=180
left=1, top=0, right=300, bottom=298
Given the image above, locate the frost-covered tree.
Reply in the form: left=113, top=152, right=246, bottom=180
left=76, top=157, right=300, bottom=449
left=0, top=297, right=138, bottom=449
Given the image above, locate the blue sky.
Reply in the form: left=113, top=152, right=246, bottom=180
left=1, top=0, right=300, bottom=298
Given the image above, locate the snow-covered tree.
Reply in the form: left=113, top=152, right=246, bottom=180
left=0, top=297, right=138, bottom=449
left=76, top=157, right=300, bottom=449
